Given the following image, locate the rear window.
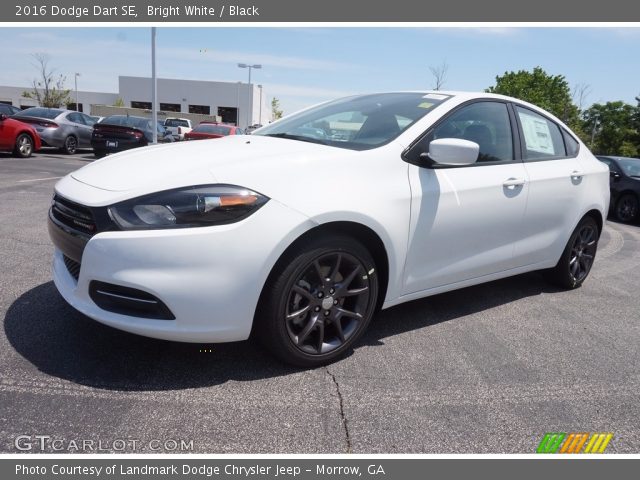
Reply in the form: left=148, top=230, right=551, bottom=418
left=165, top=119, right=190, bottom=127
left=194, top=124, right=232, bottom=135
left=102, top=116, right=149, bottom=130
left=16, top=107, right=63, bottom=119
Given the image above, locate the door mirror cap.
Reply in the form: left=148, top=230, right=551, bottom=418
left=0, top=113, right=6, bottom=122
left=421, top=138, right=479, bottom=167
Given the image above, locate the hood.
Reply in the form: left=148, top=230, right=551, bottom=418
left=71, top=135, right=347, bottom=195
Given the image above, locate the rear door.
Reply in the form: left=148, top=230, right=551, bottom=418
left=67, top=112, right=93, bottom=147
left=512, top=105, right=585, bottom=267
left=403, top=100, right=529, bottom=294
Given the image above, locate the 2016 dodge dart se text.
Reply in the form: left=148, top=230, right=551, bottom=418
left=48, top=92, right=610, bottom=366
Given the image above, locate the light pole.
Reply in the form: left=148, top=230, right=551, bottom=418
left=258, top=84, right=263, bottom=125
left=236, top=81, right=241, bottom=126
left=74, top=73, right=80, bottom=111
left=151, top=27, right=158, bottom=144
left=237, top=63, right=261, bottom=128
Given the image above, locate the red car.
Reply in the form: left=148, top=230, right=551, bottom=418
left=0, top=113, right=41, bottom=158
left=184, top=123, right=244, bottom=141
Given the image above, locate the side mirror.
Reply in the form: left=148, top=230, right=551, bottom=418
left=420, top=138, right=479, bottom=167
left=0, top=113, right=6, bottom=122
left=610, top=171, right=621, bottom=179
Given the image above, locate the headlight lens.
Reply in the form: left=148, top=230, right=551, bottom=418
left=108, top=185, right=268, bottom=230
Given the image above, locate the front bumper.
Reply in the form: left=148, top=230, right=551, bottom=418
left=51, top=199, right=314, bottom=343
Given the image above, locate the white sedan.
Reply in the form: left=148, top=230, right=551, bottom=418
left=48, top=91, right=610, bottom=366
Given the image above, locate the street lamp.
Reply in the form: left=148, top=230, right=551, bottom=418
left=74, top=73, right=80, bottom=111
left=237, top=63, right=261, bottom=127
left=236, top=81, right=241, bottom=126
left=258, top=84, right=263, bottom=125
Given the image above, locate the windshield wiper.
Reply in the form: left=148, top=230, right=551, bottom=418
left=262, top=133, right=328, bottom=145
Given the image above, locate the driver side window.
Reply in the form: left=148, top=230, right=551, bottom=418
left=408, top=101, right=515, bottom=165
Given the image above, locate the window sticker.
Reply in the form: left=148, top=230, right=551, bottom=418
left=423, top=93, right=449, bottom=100
left=519, top=111, right=554, bottom=155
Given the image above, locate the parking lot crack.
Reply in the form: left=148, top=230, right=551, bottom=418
left=324, top=367, right=351, bottom=453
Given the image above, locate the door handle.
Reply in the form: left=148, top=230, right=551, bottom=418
left=571, top=170, right=584, bottom=180
left=503, top=178, right=525, bottom=189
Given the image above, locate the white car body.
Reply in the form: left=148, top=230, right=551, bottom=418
left=49, top=92, right=609, bottom=348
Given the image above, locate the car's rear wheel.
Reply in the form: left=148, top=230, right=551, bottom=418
left=13, top=134, right=34, bottom=158
left=614, top=193, right=639, bottom=223
left=62, top=135, right=78, bottom=155
left=257, top=234, right=379, bottom=367
left=544, top=216, right=599, bottom=289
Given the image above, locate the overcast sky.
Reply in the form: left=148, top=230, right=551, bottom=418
left=1, top=27, right=638, bottom=114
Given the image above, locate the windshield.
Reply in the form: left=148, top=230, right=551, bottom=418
left=193, top=124, right=232, bottom=135
left=254, top=92, right=451, bottom=150
left=615, top=157, right=640, bottom=177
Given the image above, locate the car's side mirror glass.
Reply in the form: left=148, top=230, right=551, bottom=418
left=419, top=138, right=479, bottom=168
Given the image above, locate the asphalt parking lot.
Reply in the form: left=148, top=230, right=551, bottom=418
left=1, top=149, right=639, bottom=454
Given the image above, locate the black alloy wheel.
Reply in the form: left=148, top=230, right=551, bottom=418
left=544, top=216, right=599, bottom=289
left=567, top=222, right=598, bottom=284
left=615, top=194, right=639, bottom=223
left=14, top=134, right=34, bottom=158
left=257, top=234, right=379, bottom=367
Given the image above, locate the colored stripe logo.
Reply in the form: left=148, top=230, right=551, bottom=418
left=537, top=433, right=613, bottom=453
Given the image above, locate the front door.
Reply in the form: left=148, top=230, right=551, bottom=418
left=403, top=101, right=528, bottom=294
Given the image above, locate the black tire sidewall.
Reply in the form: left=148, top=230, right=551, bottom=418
left=616, top=194, right=639, bottom=223
left=258, top=235, right=379, bottom=367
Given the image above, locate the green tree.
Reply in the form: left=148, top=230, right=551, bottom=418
left=22, top=53, right=71, bottom=108
left=271, top=97, right=283, bottom=120
left=582, top=101, right=639, bottom=156
left=486, top=67, right=581, bottom=132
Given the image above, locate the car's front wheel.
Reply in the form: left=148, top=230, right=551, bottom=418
left=544, top=216, right=599, bottom=289
left=257, top=234, right=379, bottom=367
left=13, top=133, right=34, bottom=158
left=614, top=193, right=639, bottom=223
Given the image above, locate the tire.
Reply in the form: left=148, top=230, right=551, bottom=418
left=13, top=133, right=34, bottom=158
left=544, top=216, right=599, bottom=289
left=62, top=135, right=78, bottom=155
left=94, top=151, right=105, bottom=159
left=614, top=193, right=639, bottom=223
left=256, top=234, right=379, bottom=367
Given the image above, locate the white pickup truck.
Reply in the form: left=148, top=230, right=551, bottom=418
left=163, top=118, right=193, bottom=141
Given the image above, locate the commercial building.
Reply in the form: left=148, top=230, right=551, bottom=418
left=0, top=76, right=270, bottom=128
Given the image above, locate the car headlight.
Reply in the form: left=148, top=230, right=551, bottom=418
left=108, top=185, right=268, bottom=230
